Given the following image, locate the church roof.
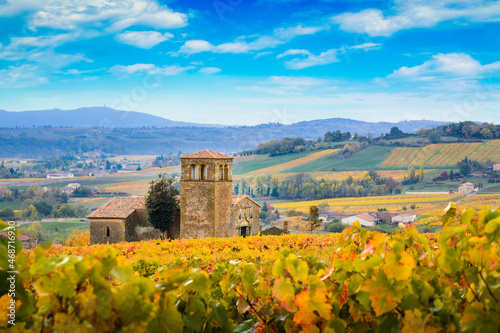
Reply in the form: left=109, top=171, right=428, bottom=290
left=232, top=195, right=261, bottom=207
left=88, top=197, right=145, bottom=219
left=181, top=149, right=234, bottom=159
left=261, top=226, right=288, bottom=236
left=88, top=196, right=180, bottom=219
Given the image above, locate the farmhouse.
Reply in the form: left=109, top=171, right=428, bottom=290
left=89, top=149, right=260, bottom=244
left=341, top=213, right=381, bottom=227
left=458, top=182, right=476, bottom=195
left=391, top=213, right=417, bottom=224
left=0, top=232, right=37, bottom=249
left=46, top=172, right=75, bottom=179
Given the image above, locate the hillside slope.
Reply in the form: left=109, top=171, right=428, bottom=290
left=381, top=140, right=500, bottom=167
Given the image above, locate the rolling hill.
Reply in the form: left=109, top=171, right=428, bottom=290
left=381, top=140, right=500, bottom=167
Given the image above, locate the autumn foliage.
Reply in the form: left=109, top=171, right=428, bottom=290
left=1, top=202, right=500, bottom=332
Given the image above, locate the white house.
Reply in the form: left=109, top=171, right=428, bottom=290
left=392, top=213, right=417, bottom=224
left=67, top=183, right=81, bottom=190
left=341, top=213, right=381, bottom=227
left=493, top=163, right=500, bottom=171
left=458, top=182, right=476, bottom=195
left=47, top=172, right=75, bottom=179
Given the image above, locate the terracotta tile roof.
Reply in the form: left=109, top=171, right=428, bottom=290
left=261, top=226, right=288, bottom=236
left=181, top=149, right=234, bottom=159
left=88, top=196, right=181, bottom=219
left=357, top=213, right=380, bottom=222
left=0, top=232, right=34, bottom=241
left=88, top=197, right=146, bottom=219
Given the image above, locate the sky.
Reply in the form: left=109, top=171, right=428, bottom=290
left=0, top=0, right=499, bottom=126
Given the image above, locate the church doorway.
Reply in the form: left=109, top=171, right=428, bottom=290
left=241, top=226, right=248, bottom=237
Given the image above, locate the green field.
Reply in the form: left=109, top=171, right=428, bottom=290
left=286, top=146, right=395, bottom=172
left=0, top=201, right=22, bottom=210
left=479, top=184, right=500, bottom=193
left=233, top=151, right=315, bottom=175
left=19, top=220, right=89, bottom=242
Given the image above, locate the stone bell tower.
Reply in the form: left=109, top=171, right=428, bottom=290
left=179, top=149, right=234, bottom=239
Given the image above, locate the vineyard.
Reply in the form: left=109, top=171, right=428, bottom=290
left=381, top=140, right=500, bottom=167
left=250, top=149, right=339, bottom=174
left=2, top=201, right=500, bottom=332
left=273, top=193, right=462, bottom=213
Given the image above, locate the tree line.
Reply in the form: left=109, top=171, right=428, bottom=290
left=233, top=171, right=402, bottom=201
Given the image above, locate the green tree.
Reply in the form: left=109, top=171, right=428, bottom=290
left=33, top=201, right=53, bottom=217
left=428, top=130, right=441, bottom=143
left=145, top=174, right=179, bottom=239
left=0, top=207, right=15, bottom=218
left=327, top=222, right=346, bottom=233
left=459, top=163, right=470, bottom=177
left=408, top=167, right=416, bottom=183
left=308, top=205, right=322, bottom=233
left=105, top=160, right=111, bottom=170
left=21, top=204, right=39, bottom=221
left=419, top=164, right=424, bottom=182
left=56, top=204, right=77, bottom=218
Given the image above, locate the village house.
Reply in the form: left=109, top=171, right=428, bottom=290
left=88, top=149, right=260, bottom=244
left=391, top=213, right=417, bottom=224
left=493, top=163, right=500, bottom=172
left=46, top=172, right=75, bottom=179
left=341, top=213, right=381, bottom=227
left=458, top=182, right=476, bottom=195
left=0, top=232, right=37, bottom=249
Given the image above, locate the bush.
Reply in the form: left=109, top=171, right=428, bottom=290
left=327, top=222, right=346, bottom=233
left=65, top=229, right=90, bottom=247
left=0, top=207, right=15, bottom=218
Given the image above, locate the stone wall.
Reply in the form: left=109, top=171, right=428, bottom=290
left=228, top=197, right=261, bottom=237
left=180, top=181, right=215, bottom=238
left=90, top=218, right=126, bottom=244
left=214, top=182, right=233, bottom=237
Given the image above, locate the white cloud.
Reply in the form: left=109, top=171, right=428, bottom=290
left=0, top=65, right=48, bottom=88
left=24, top=0, right=188, bottom=32
left=277, top=42, right=381, bottom=70
left=179, top=40, right=215, bottom=54
left=332, top=1, right=500, bottom=37
left=109, top=63, right=195, bottom=76
left=273, top=25, right=325, bottom=40
left=199, top=67, right=222, bottom=74
left=237, top=76, right=332, bottom=95
left=388, top=53, right=500, bottom=79
left=116, top=31, right=173, bottom=49
left=0, top=0, right=40, bottom=17
left=278, top=49, right=339, bottom=70
left=177, top=24, right=323, bottom=55
left=350, top=42, right=381, bottom=50
left=254, top=51, right=273, bottom=58
left=8, top=34, right=76, bottom=48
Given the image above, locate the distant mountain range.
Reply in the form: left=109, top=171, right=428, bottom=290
left=0, top=107, right=217, bottom=128
left=0, top=107, right=450, bottom=156
left=0, top=107, right=446, bottom=133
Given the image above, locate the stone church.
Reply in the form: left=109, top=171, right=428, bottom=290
left=89, top=149, right=261, bottom=244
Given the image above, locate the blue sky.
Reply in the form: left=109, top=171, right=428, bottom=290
left=0, top=0, right=499, bottom=125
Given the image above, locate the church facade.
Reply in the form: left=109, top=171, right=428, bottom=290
left=89, top=149, right=260, bottom=244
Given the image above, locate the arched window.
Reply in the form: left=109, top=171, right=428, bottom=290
left=106, top=227, right=110, bottom=237
left=224, top=165, right=229, bottom=180
left=190, top=164, right=197, bottom=180
left=219, top=165, right=224, bottom=180
left=200, top=164, right=207, bottom=180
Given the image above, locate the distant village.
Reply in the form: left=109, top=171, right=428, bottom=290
left=0, top=149, right=182, bottom=180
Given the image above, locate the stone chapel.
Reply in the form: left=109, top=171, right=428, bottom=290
left=88, top=149, right=261, bottom=244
